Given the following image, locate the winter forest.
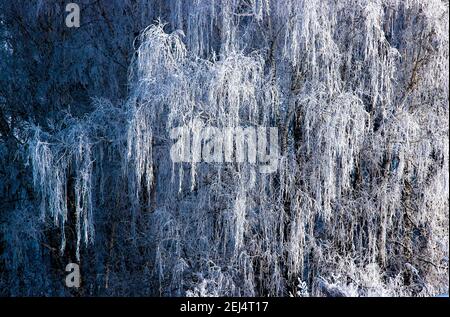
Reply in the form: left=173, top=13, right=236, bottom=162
left=0, top=0, right=448, bottom=297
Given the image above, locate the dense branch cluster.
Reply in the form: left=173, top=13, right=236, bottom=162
left=0, top=0, right=448, bottom=296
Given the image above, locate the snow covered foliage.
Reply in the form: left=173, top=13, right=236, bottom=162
left=29, top=100, right=126, bottom=260
left=0, top=0, right=448, bottom=296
